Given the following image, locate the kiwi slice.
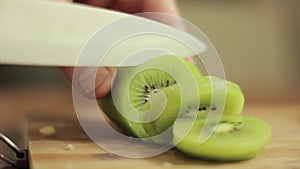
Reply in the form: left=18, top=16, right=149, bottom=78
left=98, top=55, right=201, bottom=140
left=179, top=76, right=245, bottom=119
left=142, top=76, right=245, bottom=139
left=173, top=115, right=271, bottom=161
left=198, top=76, right=244, bottom=116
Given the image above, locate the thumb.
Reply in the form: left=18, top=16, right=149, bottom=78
left=59, top=67, right=115, bottom=98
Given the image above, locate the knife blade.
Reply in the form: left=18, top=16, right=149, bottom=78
left=0, top=0, right=206, bottom=67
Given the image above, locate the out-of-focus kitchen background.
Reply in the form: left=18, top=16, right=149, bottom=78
left=178, top=0, right=300, bottom=103
left=0, top=0, right=299, bottom=103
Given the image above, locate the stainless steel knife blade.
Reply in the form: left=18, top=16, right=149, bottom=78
left=0, top=0, right=206, bottom=67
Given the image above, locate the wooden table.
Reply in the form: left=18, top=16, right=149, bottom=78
left=1, top=86, right=300, bottom=169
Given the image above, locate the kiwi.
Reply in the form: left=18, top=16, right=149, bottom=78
left=98, top=55, right=201, bottom=141
left=142, top=76, right=245, bottom=139
left=179, top=76, right=245, bottom=119
left=173, top=115, right=271, bottom=161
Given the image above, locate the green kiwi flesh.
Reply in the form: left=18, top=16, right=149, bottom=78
left=98, top=55, right=201, bottom=140
left=143, top=76, right=245, bottom=138
left=98, top=55, right=245, bottom=143
left=173, top=115, right=271, bottom=161
left=200, top=76, right=244, bottom=115
left=98, top=55, right=271, bottom=161
left=181, top=76, right=245, bottom=118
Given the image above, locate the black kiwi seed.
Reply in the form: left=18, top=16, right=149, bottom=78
left=132, top=75, right=179, bottom=109
left=144, top=98, right=149, bottom=103
left=211, top=105, right=217, bottom=111
left=214, top=122, right=242, bottom=134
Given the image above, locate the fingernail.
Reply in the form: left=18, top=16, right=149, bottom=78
left=78, top=67, right=109, bottom=95
left=95, top=73, right=113, bottom=98
left=94, top=67, right=111, bottom=93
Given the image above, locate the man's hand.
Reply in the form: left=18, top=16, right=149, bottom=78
left=59, top=0, right=181, bottom=98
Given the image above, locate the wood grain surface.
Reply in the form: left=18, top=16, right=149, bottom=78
left=1, top=86, right=299, bottom=169
left=27, top=104, right=300, bottom=169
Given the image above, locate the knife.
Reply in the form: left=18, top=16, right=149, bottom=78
left=0, top=0, right=207, bottom=67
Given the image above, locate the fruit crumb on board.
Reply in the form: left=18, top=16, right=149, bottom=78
left=64, top=144, right=75, bottom=151
left=162, top=162, right=174, bottom=168
left=39, top=126, right=56, bottom=136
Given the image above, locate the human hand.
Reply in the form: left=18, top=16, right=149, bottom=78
left=59, top=0, right=181, bottom=98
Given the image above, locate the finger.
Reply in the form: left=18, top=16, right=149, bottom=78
left=75, top=0, right=143, bottom=13
left=52, top=0, right=73, bottom=2
left=59, top=67, right=116, bottom=98
left=143, top=0, right=179, bottom=16
left=74, top=0, right=115, bottom=8
left=59, top=67, right=74, bottom=83
left=94, top=67, right=115, bottom=98
left=142, top=0, right=184, bottom=29
left=142, top=0, right=192, bottom=62
left=113, top=0, right=142, bottom=13
left=57, top=0, right=116, bottom=98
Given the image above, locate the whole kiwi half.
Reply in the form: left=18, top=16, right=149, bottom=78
left=98, top=55, right=202, bottom=143
left=173, top=115, right=271, bottom=161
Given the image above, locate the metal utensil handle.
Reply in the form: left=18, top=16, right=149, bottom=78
left=0, top=133, right=24, bottom=158
left=0, top=151, right=15, bottom=166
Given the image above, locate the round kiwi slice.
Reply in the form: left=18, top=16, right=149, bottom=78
left=143, top=76, right=245, bottom=143
left=173, top=115, right=271, bottom=161
left=179, top=76, right=245, bottom=119
left=198, top=76, right=244, bottom=116
left=98, top=55, right=202, bottom=141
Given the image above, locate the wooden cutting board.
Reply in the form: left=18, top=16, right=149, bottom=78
left=27, top=103, right=300, bottom=169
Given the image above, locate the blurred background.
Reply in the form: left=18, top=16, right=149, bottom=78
left=0, top=0, right=299, bottom=104
left=177, top=0, right=300, bottom=103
